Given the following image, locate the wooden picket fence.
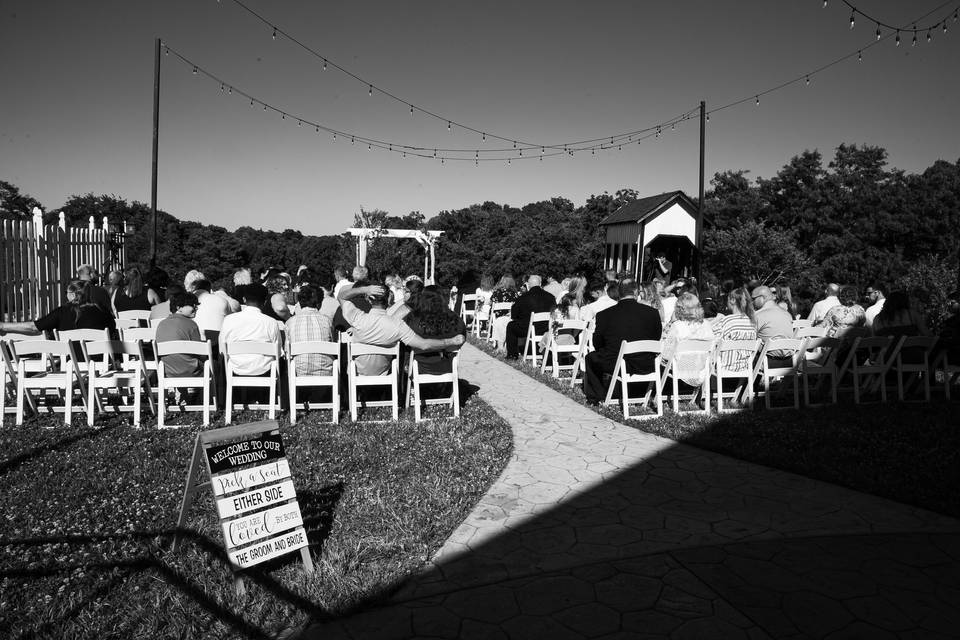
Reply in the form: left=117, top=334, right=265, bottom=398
left=0, top=208, right=126, bottom=322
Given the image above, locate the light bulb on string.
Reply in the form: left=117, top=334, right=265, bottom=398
left=433, top=149, right=437, bottom=157
left=192, top=66, right=198, bottom=74
left=220, top=83, right=224, bottom=92
left=482, top=132, right=486, bottom=141
left=755, top=95, right=759, bottom=105
left=513, top=141, right=517, bottom=149
left=927, top=30, right=931, bottom=42
left=164, top=46, right=169, bottom=56
left=282, top=113, right=285, bottom=120
left=389, top=144, right=392, bottom=152
left=896, top=30, right=901, bottom=45
left=805, top=75, right=810, bottom=85
left=447, top=121, right=451, bottom=131
left=298, top=120, right=302, bottom=127
left=351, top=136, right=355, bottom=144
left=263, top=104, right=267, bottom=111
left=858, top=49, right=862, bottom=61
left=368, top=144, right=371, bottom=151
left=876, top=24, right=881, bottom=40
left=322, top=59, right=327, bottom=71
left=315, top=125, right=319, bottom=133
left=912, top=33, right=917, bottom=46
left=368, top=85, right=373, bottom=96
left=943, top=21, right=947, bottom=33
left=822, top=0, right=827, bottom=7
left=409, top=105, right=414, bottom=115
left=541, top=146, right=545, bottom=154
left=475, top=159, right=478, bottom=167
left=618, top=145, right=622, bottom=151
left=402, top=152, right=406, bottom=158
left=849, top=11, right=855, bottom=29
left=441, top=158, right=444, bottom=165
left=706, top=113, right=710, bottom=122
left=508, top=158, right=511, bottom=165
left=228, top=87, right=232, bottom=94
left=250, top=99, right=254, bottom=107
left=272, top=27, right=277, bottom=40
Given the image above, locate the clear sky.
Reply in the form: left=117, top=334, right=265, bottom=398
left=1, top=1, right=958, bottom=236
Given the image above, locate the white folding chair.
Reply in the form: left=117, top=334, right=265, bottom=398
left=406, top=350, right=460, bottom=422
left=714, top=339, right=760, bottom=413
left=223, top=340, right=280, bottom=424
left=148, top=317, right=165, bottom=328
left=792, top=319, right=812, bottom=333
left=460, top=293, right=477, bottom=331
left=522, top=312, right=552, bottom=367
left=57, top=328, right=110, bottom=412
left=117, top=309, right=151, bottom=327
left=754, top=338, right=804, bottom=410
left=486, top=302, right=513, bottom=342
left=933, top=350, right=960, bottom=401
left=120, top=326, right=159, bottom=372
left=348, top=342, right=400, bottom=421
left=287, top=340, right=340, bottom=424
left=540, top=319, right=589, bottom=379
left=85, top=340, right=154, bottom=426
left=801, top=337, right=841, bottom=406
left=892, top=336, right=938, bottom=402
left=569, top=319, right=596, bottom=387
left=660, top=339, right=714, bottom=414
left=2, top=335, right=45, bottom=417
left=838, top=336, right=895, bottom=404
left=12, top=340, right=76, bottom=425
left=604, top=340, right=662, bottom=419
left=155, top=340, right=215, bottom=428
left=795, top=325, right=826, bottom=339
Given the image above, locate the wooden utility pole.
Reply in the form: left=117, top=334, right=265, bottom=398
left=150, top=38, right=161, bottom=268
left=696, top=100, right=705, bottom=284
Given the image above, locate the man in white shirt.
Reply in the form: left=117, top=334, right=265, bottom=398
left=863, top=285, right=886, bottom=328
left=580, top=281, right=619, bottom=322
left=219, top=283, right=281, bottom=376
left=190, top=278, right=232, bottom=339
left=332, top=268, right=352, bottom=300
left=807, top=283, right=841, bottom=326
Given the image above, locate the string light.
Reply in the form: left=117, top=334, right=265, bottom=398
left=823, top=0, right=827, bottom=7
left=805, top=75, right=810, bottom=85
left=858, top=49, right=862, bottom=61
left=410, top=105, right=414, bottom=115
left=849, top=10, right=856, bottom=29
left=298, top=119, right=302, bottom=126
left=192, top=66, right=198, bottom=74
left=272, top=26, right=277, bottom=40
left=755, top=95, right=760, bottom=106
left=447, top=120, right=451, bottom=131
left=482, top=132, right=486, bottom=141
left=876, top=23, right=881, bottom=40
left=322, top=59, right=327, bottom=71
left=927, top=30, right=932, bottom=42
left=896, top=30, right=901, bottom=46
left=368, top=84, right=373, bottom=96
left=228, top=86, right=232, bottom=94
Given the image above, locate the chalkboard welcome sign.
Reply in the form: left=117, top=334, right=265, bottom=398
left=175, top=420, right=313, bottom=576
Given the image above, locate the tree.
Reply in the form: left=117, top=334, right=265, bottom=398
left=0, top=180, right=43, bottom=218
left=703, top=220, right=810, bottom=288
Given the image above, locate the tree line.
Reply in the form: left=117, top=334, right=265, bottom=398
left=2, top=143, right=957, bottom=327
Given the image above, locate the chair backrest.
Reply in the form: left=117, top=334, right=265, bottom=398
left=803, top=337, right=841, bottom=365
left=760, top=337, right=804, bottom=370
left=13, top=339, right=70, bottom=359
left=792, top=319, right=812, bottom=331
left=288, top=340, right=340, bottom=359
left=619, top=339, right=662, bottom=357
left=491, top=302, right=513, bottom=313
left=156, top=339, right=212, bottom=359
left=895, top=336, right=938, bottom=363
left=224, top=341, right=278, bottom=357
left=114, top=317, right=140, bottom=331
left=85, top=339, right=143, bottom=357
left=528, top=311, right=551, bottom=336
left=673, top=339, right=714, bottom=378
left=795, top=326, right=826, bottom=339
left=557, top=319, right=589, bottom=332
left=148, top=317, right=165, bottom=328
left=117, top=310, right=152, bottom=322
left=57, top=328, right=110, bottom=343
left=716, top=339, right=760, bottom=372
left=120, top=327, right=158, bottom=343
left=350, top=342, right=400, bottom=358
left=460, top=294, right=477, bottom=310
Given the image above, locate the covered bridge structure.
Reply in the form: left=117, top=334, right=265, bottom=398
left=598, top=190, right=702, bottom=282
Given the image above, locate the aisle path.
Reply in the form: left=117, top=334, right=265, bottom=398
left=299, top=343, right=960, bottom=639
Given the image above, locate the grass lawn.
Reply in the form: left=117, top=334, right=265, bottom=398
left=0, top=395, right=513, bottom=639
left=470, top=336, right=960, bottom=520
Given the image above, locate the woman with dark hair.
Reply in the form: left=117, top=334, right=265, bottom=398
left=872, top=291, right=929, bottom=338
left=0, top=280, right=115, bottom=335
left=639, top=282, right=665, bottom=323
left=774, top=284, right=798, bottom=319
left=404, top=288, right=466, bottom=374
left=822, top=285, right=866, bottom=339
left=113, top=267, right=160, bottom=314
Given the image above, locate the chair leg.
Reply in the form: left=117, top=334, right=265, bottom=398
left=133, top=382, right=141, bottom=427
left=225, top=377, right=233, bottom=425
left=158, top=383, right=166, bottom=428
left=391, top=379, right=399, bottom=421
left=65, top=377, right=73, bottom=425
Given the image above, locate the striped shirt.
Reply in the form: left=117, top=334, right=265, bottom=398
left=712, top=313, right=758, bottom=371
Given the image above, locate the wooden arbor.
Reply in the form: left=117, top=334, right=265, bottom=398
left=347, top=228, right=443, bottom=284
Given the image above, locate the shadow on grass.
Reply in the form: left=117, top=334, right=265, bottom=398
left=0, top=422, right=121, bottom=478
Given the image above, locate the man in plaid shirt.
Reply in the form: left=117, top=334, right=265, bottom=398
left=285, top=285, right=334, bottom=375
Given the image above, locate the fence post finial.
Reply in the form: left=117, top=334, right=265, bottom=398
left=89, top=216, right=95, bottom=230
left=58, top=211, right=66, bottom=231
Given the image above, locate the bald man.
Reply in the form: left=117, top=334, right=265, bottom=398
left=505, top=275, right=556, bottom=360
left=752, top=285, right=795, bottom=364
left=807, top=283, right=841, bottom=326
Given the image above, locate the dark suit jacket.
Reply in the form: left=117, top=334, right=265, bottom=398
left=510, top=286, right=556, bottom=329
left=593, top=298, right=663, bottom=370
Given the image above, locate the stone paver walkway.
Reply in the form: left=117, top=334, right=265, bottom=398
left=298, top=343, right=960, bottom=639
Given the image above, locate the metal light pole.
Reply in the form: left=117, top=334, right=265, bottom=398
left=150, top=38, right=161, bottom=268
left=695, top=100, right=705, bottom=284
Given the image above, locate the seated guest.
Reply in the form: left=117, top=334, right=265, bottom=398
left=219, top=283, right=282, bottom=376
left=285, top=285, right=334, bottom=376
left=774, top=284, right=798, bottom=319
left=75, top=264, right=112, bottom=314
left=580, top=280, right=618, bottom=322
left=385, top=274, right=407, bottom=315
left=490, top=275, right=521, bottom=352
left=821, top=285, right=865, bottom=339
left=583, top=278, right=662, bottom=405
left=863, top=284, right=886, bottom=328
left=404, top=288, right=467, bottom=374
left=318, top=284, right=340, bottom=320
left=113, top=267, right=161, bottom=314
left=543, top=275, right=564, bottom=301
left=263, top=272, right=293, bottom=321
left=390, top=279, right=423, bottom=320
left=713, top=287, right=758, bottom=371
left=872, top=291, right=930, bottom=338
left=505, top=275, right=556, bottom=360
left=542, top=278, right=588, bottom=349
left=661, top=293, right=715, bottom=379
left=190, top=278, right=232, bottom=345
left=155, top=291, right=204, bottom=377
left=146, top=267, right=170, bottom=304
left=474, top=274, right=496, bottom=328
left=752, top=285, right=795, bottom=366
left=338, top=283, right=465, bottom=376
left=807, top=283, right=840, bottom=326
left=0, top=280, right=114, bottom=336
left=150, top=283, right=184, bottom=321
left=332, top=267, right=352, bottom=300
left=639, top=282, right=663, bottom=323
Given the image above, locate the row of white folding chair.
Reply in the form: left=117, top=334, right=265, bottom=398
left=522, top=312, right=552, bottom=366
left=404, top=350, right=461, bottom=422
left=460, top=294, right=477, bottom=331
left=484, top=302, right=513, bottom=342
left=84, top=340, right=155, bottom=427
left=1, top=334, right=45, bottom=417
